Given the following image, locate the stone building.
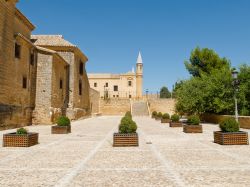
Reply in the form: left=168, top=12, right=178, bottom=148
left=88, top=52, right=144, bottom=99
left=31, top=35, right=91, bottom=120
left=33, top=46, right=69, bottom=124
left=0, top=0, right=37, bottom=129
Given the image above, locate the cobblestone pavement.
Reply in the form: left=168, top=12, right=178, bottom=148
left=0, top=116, right=250, bottom=187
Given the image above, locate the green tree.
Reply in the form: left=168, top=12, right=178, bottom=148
left=238, top=64, right=250, bottom=115
left=160, top=86, right=171, bottom=98
left=184, top=47, right=230, bottom=77
left=175, top=67, right=234, bottom=115
left=172, top=80, right=184, bottom=98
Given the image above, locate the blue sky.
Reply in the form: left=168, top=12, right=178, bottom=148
left=17, top=0, right=250, bottom=93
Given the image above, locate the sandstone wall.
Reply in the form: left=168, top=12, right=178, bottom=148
left=100, top=98, right=130, bottom=115
left=90, top=88, right=100, bottom=114
left=201, top=113, right=250, bottom=129
left=148, top=98, right=176, bottom=116
left=0, top=1, right=37, bottom=129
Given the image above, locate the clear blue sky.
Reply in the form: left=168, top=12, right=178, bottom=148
left=17, top=0, right=250, bottom=93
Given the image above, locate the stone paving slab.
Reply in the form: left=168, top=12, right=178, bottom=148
left=0, top=116, right=249, bottom=187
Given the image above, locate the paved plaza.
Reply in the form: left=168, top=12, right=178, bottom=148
left=0, top=116, right=250, bottom=187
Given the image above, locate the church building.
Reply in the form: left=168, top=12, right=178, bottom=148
left=88, top=52, right=143, bottom=99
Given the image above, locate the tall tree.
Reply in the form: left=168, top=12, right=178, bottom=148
left=160, top=86, right=171, bottom=98
left=184, top=47, right=230, bottom=77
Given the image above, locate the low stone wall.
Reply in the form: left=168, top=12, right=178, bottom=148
left=148, top=98, right=176, bottom=116
left=201, top=113, right=250, bottom=129
left=90, top=88, right=100, bottom=114
left=100, top=98, right=130, bottom=115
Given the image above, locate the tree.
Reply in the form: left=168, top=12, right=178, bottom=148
left=175, top=67, right=234, bottom=115
left=172, top=80, right=184, bottom=98
left=184, top=47, right=230, bottom=77
left=160, top=86, right=171, bottom=98
left=238, top=64, right=250, bottom=115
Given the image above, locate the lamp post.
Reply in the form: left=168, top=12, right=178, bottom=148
left=146, top=89, right=149, bottom=100
left=231, top=69, right=239, bottom=122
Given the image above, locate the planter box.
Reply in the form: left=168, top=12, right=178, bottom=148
left=214, top=131, right=249, bottom=145
left=161, top=119, right=170, bottom=123
left=155, top=117, right=162, bottom=121
left=3, top=132, right=39, bottom=147
left=51, top=125, right=71, bottom=134
left=170, top=122, right=183, bottom=127
left=113, top=133, right=138, bottom=147
left=183, top=124, right=203, bottom=133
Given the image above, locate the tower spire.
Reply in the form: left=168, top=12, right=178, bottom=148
left=136, top=51, right=143, bottom=64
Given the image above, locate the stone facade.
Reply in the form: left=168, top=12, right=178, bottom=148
left=89, top=88, right=100, bottom=114
left=100, top=98, right=131, bottom=115
left=31, top=35, right=91, bottom=120
left=33, top=47, right=69, bottom=124
left=88, top=52, right=143, bottom=99
left=0, top=0, right=37, bottom=129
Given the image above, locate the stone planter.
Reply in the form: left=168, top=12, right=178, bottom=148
left=51, top=125, right=71, bottom=134
left=170, top=122, right=183, bottom=127
left=183, top=124, right=203, bottom=133
left=161, top=119, right=170, bottom=123
left=214, top=131, right=249, bottom=145
left=113, top=133, right=138, bottom=147
left=3, top=132, right=39, bottom=147
left=155, top=117, right=162, bottom=121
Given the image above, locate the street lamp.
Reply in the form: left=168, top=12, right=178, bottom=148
left=146, top=89, right=149, bottom=99
left=231, top=69, right=239, bottom=122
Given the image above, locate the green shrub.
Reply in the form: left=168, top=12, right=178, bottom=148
left=119, top=116, right=137, bottom=133
left=57, top=116, right=71, bottom=126
left=17, top=128, right=28, bottom=135
left=152, top=111, right=157, bottom=117
left=162, top=113, right=170, bottom=119
left=157, top=112, right=163, bottom=118
left=125, top=111, right=132, bottom=119
left=171, top=114, right=180, bottom=122
left=187, top=115, right=200, bottom=125
left=219, top=118, right=239, bottom=132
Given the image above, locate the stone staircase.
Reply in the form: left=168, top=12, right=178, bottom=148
left=132, top=101, right=149, bottom=116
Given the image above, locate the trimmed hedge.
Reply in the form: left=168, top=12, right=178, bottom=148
left=187, top=115, right=200, bottom=125
left=219, top=118, right=239, bottom=132
left=171, top=114, right=180, bottom=122
left=57, top=116, right=71, bottom=126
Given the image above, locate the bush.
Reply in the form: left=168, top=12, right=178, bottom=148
left=152, top=111, right=157, bottom=117
left=162, top=113, right=170, bottom=119
left=57, top=116, right=71, bottom=126
left=187, top=115, right=200, bottom=125
left=171, top=114, right=180, bottom=122
left=125, top=111, right=132, bottom=119
left=219, top=118, right=239, bottom=132
left=157, top=112, right=163, bottom=118
left=17, top=128, right=28, bottom=135
left=119, top=116, right=137, bottom=133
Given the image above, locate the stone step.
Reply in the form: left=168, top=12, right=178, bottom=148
left=132, top=101, right=149, bottom=116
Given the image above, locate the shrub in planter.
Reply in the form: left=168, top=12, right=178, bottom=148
left=113, top=116, right=138, bottom=147
left=152, top=111, right=157, bottom=118
left=161, top=113, right=170, bottom=123
left=183, top=115, right=202, bottom=133
left=155, top=112, right=162, bottom=120
left=214, top=118, right=248, bottom=145
left=3, top=128, right=38, bottom=147
left=52, top=116, right=71, bottom=134
left=125, top=111, right=132, bottom=119
left=169, top=114, right=182, bottom=127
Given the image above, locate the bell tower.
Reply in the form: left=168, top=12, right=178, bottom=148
left=136, top=51, right=143, bottom=98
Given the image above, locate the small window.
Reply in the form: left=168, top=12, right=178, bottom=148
left=105, top=82, right=108, bottom=87
left=113, top=95, right=115, bottom=98
left=114, top=85, right=118, bottom=91
left=94, top=83, right=97, bottom=87
left=30, top=53, right=35, bottom=65
left=60, top=79, right=63, bottom=89
left=79, top=61, right=84, bottom=75
left=22, top=76, right=27, bottom=89
left=116, top=95, right=119, bottom=98
left=129, top=95, right=132, bottom=98
left=15, top=43, right=21, bottom=59
left=79, top=80, right=82, bottom=95
left=128, top=81, right=132, bottom=86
